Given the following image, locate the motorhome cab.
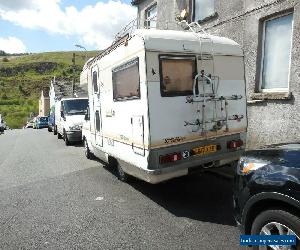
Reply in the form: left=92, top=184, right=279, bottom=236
left=55, top=97, right=88, bottom=145
left=82, top=29, right=247, bottom=183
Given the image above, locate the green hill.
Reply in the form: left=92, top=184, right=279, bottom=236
left=0, top=51, right=98, bottom=128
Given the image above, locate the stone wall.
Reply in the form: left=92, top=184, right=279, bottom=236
left=135, top=0, right=300, bottom=148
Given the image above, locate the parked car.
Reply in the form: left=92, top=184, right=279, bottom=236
left=32, top=117, right=38, bottom=129
left=234, top=143, right=300, bottom=248
left=0, top=114, right=4, bottom=133
left=48, top=113, right=55, bottom=132
left=55, top=97, right=88, bottom=146
left=36, top=116, right=48, bottom=129
left=25, top=121, right=34, bottom=128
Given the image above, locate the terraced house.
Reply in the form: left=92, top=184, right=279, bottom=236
left=131, top=0, right=300, bottom=149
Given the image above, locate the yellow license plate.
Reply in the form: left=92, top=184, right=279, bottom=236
left=192, top=145, right=217, bottom=156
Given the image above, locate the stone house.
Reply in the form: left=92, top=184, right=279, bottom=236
left=38, top=87, right=50, bottom=117
left=131, top=0, right=300, bottom=149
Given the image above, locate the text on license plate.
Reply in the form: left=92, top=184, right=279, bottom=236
left=192, top=145, right=217, bottom=156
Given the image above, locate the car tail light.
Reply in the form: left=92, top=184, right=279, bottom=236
left=227, top=139, right=243, bottom=150
left=159, top=152, right=182, bottom=164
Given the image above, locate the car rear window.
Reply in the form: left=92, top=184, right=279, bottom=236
left=39, top=117, right=48, bottom=122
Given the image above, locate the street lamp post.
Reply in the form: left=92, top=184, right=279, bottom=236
left=72, top=52, right=75, bottom=96
left=75, top=44, right=87, bottom=62
left=73, top=44, right=87, bottom=96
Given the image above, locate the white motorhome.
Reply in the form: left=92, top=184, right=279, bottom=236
left=54, top=97, right=88, bottom=145
left=82, top=28, right=247, bottom=183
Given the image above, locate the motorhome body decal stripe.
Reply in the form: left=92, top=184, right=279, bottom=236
left=149, top=128, right=247, bottom=149
left=95, top=128, right=246, bottom=150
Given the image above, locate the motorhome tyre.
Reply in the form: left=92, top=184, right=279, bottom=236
left=117, top=163, right=129, bottom=182
left=84, top=138, right=92, bottom=159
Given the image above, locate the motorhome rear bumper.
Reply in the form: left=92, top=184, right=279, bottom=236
left=119, top=150, right=242, bottom=184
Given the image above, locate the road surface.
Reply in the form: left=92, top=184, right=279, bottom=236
left=0, top=129, right=243, bottom=249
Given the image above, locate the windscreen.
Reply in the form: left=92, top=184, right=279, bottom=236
left=39, top=117, right=48, bottom=122
left=63, top=99, right=88, bottom=115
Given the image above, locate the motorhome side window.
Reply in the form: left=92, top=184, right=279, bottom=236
left=95, top=111, right=100, bottom=131
left=159, top=55, right=196, bottom=97
left=92, top=71, right=98, bottom=93
left=112, top=58, right=140, bottom=101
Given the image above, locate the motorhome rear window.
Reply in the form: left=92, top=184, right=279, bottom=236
left=159, top=55, right=196, bottom=97
left=112, top=58, right=140, bottom=101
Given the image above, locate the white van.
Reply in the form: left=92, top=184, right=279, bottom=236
left=82, top=29, right=247, bottom=183
left=54, top=97, right=88, bottom=145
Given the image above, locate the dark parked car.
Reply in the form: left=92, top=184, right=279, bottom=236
left=48, top=113, right=55, bottom=132
left=36, top=116, right=48, bottom=129
left=234, top=143, right=300, bottom=248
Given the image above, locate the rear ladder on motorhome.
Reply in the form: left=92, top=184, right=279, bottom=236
left=179, top=21, right=244, bottom=135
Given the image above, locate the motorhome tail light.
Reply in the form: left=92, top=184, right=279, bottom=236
left=227, top=139, right=243, bottom=150
left=159, top=152, right=182, bottom=164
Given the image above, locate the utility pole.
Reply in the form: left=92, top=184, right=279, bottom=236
left=72, top=52, right=75, bottom=96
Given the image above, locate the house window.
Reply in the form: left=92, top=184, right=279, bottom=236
left=260, top=13, right=293, bottom=91
left=159, top=55, right=196, bottom=97
left=92, top=70, right=98, bottom=93
left=112, top=58, right=140, bottom=101
left=194, top=0, right=215, bottom=21
left=145, top=4, right=157, bottom=29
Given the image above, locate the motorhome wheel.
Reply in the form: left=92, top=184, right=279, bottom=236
left=117, top=164, right=129, bottom=182
left=84, top=139, right=92, bottom=159
left=57, top=131, right=62, bottom=139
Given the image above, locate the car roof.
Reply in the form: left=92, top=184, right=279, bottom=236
left=261, top=143, right=300, bottom=151
left=244, top=143, right=300, bottom=157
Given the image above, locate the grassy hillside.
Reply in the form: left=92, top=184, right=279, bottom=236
left=0, top=51, right=98, bottom=128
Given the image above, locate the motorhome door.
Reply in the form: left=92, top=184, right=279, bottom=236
left=91, top=65, right=103, bottom=147
left=131, top=115, right=144, bottom=155
left=94, top=109, right=103, bottom=147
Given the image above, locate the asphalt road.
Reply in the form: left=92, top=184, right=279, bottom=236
left=0, top=129, right=243, bottom=250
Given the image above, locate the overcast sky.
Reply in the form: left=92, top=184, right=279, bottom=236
left=0, top=0, right=136, bottom=53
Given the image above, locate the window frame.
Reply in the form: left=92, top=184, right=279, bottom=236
left=259, top=12, right=294, bottom=93
left=112, top=57, right=141, bottom=102
left=192, top=0, right=215, bottom=22
left=95, top=110, right=100, bottom=132
left=145, top=3, right=157, bottom=29
left=92, top=67, right=99, bottom=94
left=159, top=54, right=197, bottom=97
